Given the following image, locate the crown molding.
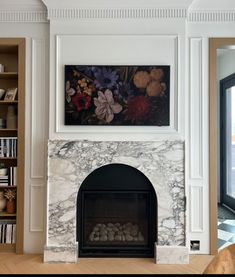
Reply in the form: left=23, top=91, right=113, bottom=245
left=42, top=0, right=194, bottom=9
left=188, top=10, right=235, bottom=22
left=47, top=7, right=187, bottom=20
left=0, top=7, right=235, bottom=22
left=37, top=8, right=235, bottom=22
left=0, top=10, right=47, bottom=22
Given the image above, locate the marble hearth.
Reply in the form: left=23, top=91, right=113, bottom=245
left=44, top=140, right=188, bottom=264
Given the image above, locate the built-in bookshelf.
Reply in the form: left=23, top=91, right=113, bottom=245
left=0, top=38, right=25, bottom=253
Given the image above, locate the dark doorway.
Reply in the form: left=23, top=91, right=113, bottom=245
left=77, top=163, right=157, bottom=257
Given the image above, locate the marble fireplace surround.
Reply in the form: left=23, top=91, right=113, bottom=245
left=44, top=140, right=189, bottom=264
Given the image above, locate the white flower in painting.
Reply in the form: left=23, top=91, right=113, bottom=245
left=66, top=81, right=76, bottom=96
left=65, top=80, right=76, bottom=102
left=94, top=89, right=122, bottom=123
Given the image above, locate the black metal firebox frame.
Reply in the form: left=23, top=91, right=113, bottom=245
left=76, top=164, right=157, bottom=258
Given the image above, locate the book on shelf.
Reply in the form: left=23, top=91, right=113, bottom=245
left=0, top=137, right=17, bottom=158
left=0, top=219, right=16, bottom=244
left=8, top=166, right=17, bottom=186
left=0, top=175, right=8, bottom=186
left=0, top=167, right=17, bottom=186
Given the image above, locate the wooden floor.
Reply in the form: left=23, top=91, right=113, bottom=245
left=0, top=253, right=214, bottom=274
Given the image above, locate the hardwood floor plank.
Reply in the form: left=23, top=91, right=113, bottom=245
left=0, top=254, right=214, bottom=274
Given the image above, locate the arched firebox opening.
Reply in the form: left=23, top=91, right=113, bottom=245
left=77, top=163, right=157, bottom=257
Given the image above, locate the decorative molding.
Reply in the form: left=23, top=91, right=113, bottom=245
left=30, top=184, right=45, bottom=232
left=0, top=8, right=235, bottom=22
left=55, top=34, right=178, bottom=135
left=55, top=35, right=60, bottom=134
left=47, top=7, right=187, bottom=20
left=188, top=10, right=235, bottom=22
left=31, top=38, right=46, bottom=179
left=189, top=38, right=203, bottom=180
left=189, top=185, right=203, bottom=232
left=0, top=10, right=47, bottom=22
left=42, top=0, right=194, bottom=8
left=173, top=36, right=178, bottom=133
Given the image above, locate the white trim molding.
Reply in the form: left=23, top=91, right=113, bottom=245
left=47, top=8, right=187, bottom=20
left=31, top=38, right=46, bottom=179
left=188, top=10, right=235, bottom=22
left=55, top=34, right=179, bottom=136
left=44, top=7, right=235, bottom=22
left=0, top=10, right=47, bottom=22
left=189, top=185, right=204, bottom=233
left=189, top=37, right=203, bottom=180
left=30, top=184, right=45, bottom=232
left=42, top=0, right=194, bottom=9
left=0, top=8, right=235, bottom=22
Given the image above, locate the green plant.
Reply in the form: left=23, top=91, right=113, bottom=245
left=4, top=189, right=16, bottom=201
left=0, top=162, right=5, bottom=169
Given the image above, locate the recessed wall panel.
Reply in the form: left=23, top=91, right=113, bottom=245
left=30, top=184, right=45, bottom=232
left=190, top=185, right=203, bottom=232
left=189, top=38, right=203, bottom=179
left=31, top=38, right=46, bottom=178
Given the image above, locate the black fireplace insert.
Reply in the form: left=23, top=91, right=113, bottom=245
left=77, top=163, right=157, bottom=257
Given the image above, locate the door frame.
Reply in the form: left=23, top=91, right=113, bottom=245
left=209, top=38, right=235, bottom=255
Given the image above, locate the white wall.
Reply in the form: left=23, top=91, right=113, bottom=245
left=0, top=0, right=235, bottom=254
left=218, top=50, right=235, bottom=81
left=52, top=31, right=184, bottom=141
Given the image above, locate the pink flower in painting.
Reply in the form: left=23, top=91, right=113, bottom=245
left=94, top=89, right=122, bottom=123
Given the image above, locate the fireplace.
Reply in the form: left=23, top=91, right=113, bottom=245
left=44, top=140, right=188, bottom=264
left=77, top=164, right=157, bottom=257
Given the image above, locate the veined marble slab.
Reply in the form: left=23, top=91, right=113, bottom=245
left=45, top=140, right=186, bottom=263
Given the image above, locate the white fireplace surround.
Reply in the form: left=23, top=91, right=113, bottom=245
left=44, top=139, right=188, bottom=264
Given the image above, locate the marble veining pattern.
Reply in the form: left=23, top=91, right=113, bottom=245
left=47, top=140, right=185, bottom=248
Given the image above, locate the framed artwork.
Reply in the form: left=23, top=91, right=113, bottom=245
left=65, top=65, right=170, bottom=126
left=4, top=88, right=17, bottom=101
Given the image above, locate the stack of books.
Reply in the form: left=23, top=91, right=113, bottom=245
left=0, top=167, right=17, bottom=187
left=0, top=175, right=8, bottom=186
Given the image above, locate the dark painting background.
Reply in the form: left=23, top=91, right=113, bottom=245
left=65, top=65, right=170, bottom=126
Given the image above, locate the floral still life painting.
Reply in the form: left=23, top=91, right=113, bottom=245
left=65, top=65, right=170, bottom=126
